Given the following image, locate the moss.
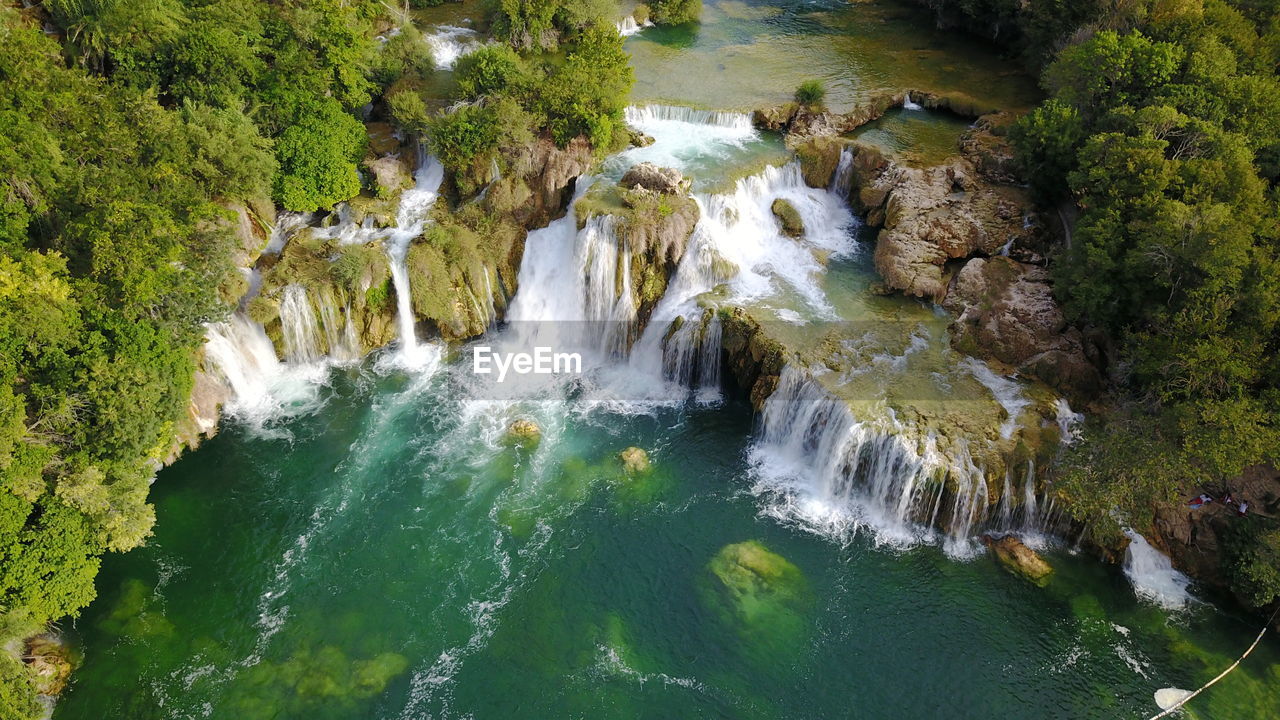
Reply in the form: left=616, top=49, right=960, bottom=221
left=771, top=198, right=805, bottom=237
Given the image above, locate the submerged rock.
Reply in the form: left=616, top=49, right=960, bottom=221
left=620, top=162, right=688, bottom=195
left=618, top=447, right=650, bottom=474
left=771, top=198, right=805, bottom=237
left=506, top=419, right=541, bottom=445
left=703, top=541, right=811, bottom=625
left=983, top=534, right=1053, bottom=586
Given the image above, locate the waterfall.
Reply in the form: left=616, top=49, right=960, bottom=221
left=829, top=146, right=855, bottom=197
left=902, top=93, right=923, bottom=111
left=1123, top=530, right=1193, bottom=609
left=316, top=286, right=360, bottom=364
left=616, top=15, right=650, bottom=36
left=624, top=104, right=756, bottom=133
left=425, top=25, right=485, bottom=70
left=1055, top=397, right=1084, bottom=444
left=382, top=153, right=445, bottom=369
left=279, top=285, right=323, bottom=364
left=580, top=214, right=636, bottom=357
left=749, top=365, right=996, bottom=555
left=203, top=314, right=326, bottom=425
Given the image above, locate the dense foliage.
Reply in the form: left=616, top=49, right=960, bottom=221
left=0, top=0, right=431, bottom=710
left=404, top=16, right=634, bottom=195
left=951, top=0, right=1280, bottom=605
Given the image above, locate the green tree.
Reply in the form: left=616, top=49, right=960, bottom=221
left=272, top=97, right=366, bottom=211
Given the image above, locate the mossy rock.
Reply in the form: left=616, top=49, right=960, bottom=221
left=771, top=198, right=805, bottom=237
left=701, top=540, right=812, bottom=628
left=983, top=534, right=1053, bottom=586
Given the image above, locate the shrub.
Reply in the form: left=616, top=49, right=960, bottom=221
left=795, top=79, right=826, bottom=107
left=651, top=0, right=701, bottom=25
left=455, top=45, right=524, bottom=99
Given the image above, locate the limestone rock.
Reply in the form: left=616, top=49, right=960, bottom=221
left=771, top=198, right=805, bottom=237
left=494, top=136, right=595, bottom=229
left=620, top=162, right=688, bottom=195
left=619, top=447, right=650, bottom=474
left=943, top=256, right=1101, bottom=396
left=983, top=534, right=1053, bottom=586
left=793, top=136, right=845, bottom=188
left=752, top=102, right=799, bottom=132
left=839, top=141, right=1035, bottom=299
left=960, top=112, right=1022, bottom=184
left=704, top=541, right=810, bottom=623
left=365, top=121, right=402, bottom=156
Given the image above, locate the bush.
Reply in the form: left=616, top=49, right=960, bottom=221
left=651, top=0, right=701, bottom=25
left=455, top=45, right=524, bottom=99
left=272, top=97, right=367, bottom=211
left=795, top=79, right=826, bottom=106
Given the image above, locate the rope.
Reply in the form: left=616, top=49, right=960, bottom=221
left=1145, top=606, right=1280, bottom=720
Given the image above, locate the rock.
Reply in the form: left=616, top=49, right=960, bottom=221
left=25, top=635, right=74, bottom=696
left=752, top=102, right=798, bottom=132
left=618, top=447, right=650, bottom=474
left=983, top=534, right=1053, bottom=586
left=943, top=256, right=1101, bottom=396
left=960, top=112, right=1022, bottom=184
left=628, top=128, right=655, bottom=148
left=506, top=419, right=541, bottom=445
left=704, top=541, right=810, bottom=624
left=492, top=136, right=595, bottom=229
left=838, top=141, right=1036, bottom=299
left=364, top=155, right=413, bottom=199
left=721, top=308, right=788, bottom=410
left=793, top=136, right=844, bottom=188
left=771, top=198, right=805, bottom=237
left=620, top=162, right=688, bottom=195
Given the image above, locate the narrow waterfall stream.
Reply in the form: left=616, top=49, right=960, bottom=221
left=57, top=104, right=1280, bottom=720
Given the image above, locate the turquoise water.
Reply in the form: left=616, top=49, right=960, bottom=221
left=54, top=357, right=1280, bottom=719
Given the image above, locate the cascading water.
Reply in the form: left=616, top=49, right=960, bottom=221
left=902, top=93, right=923, bottom=111
left=748, top=365, right=989, bottom=552
left=279, top=284, right=323, bottom=364
left=382, top=153, right=445, bottom=369
left=1123, top=530, right=1194, bottom=609
left=424, top=25, right=485, bottom=70
left=203, top=314, right=327, bottom=426
left=616, top=15, right=650, bottom=36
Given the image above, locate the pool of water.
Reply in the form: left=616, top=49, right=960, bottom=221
left=849, top=106, right=974, bottom=166
left=53, top=363, right=1280, bottom=719
left=625, top=0, right=1039, bottom=112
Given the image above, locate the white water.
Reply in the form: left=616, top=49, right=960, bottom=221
left=381, top=154, right=445, bottom=369
left=279, top=285, right=323, bottom=364
left=962, top=357, right=1032, bottom=440
left=749, top=365, right=998, bottom=555
left=1123, top=530, right=1194, bottom=610
left=203, top=314, right=327, bottom=427
left=902, top=93, right=923, bottom=111
left=424, top=25, right=486, bottom=70
left=616, top=15, right=651, bottom=37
